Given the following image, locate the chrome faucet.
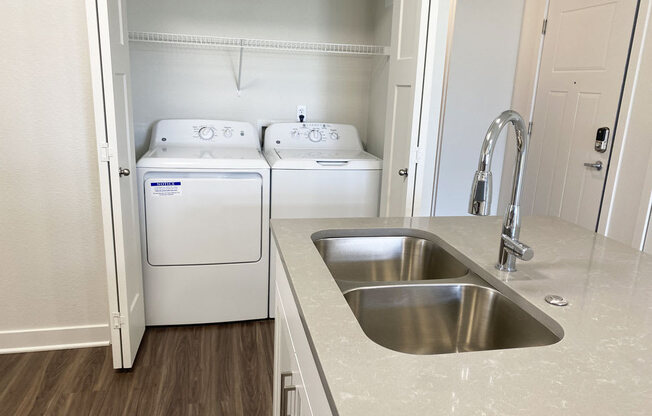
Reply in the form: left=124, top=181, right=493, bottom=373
left=469, top=110, right=533, bottom=272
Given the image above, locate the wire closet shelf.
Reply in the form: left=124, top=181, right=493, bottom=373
left=128, top=31, right=390, bottom=56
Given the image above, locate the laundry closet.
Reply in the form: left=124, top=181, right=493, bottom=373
left=88, top=0, right=435, bottom=368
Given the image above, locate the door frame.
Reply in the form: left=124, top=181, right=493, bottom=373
left=598, top=0, right=650, bottom=247
left=414, top=0, right=455, bottom=216
left=428, top=0, right=471, bottom=217
left=394, top=0, right=454, bottom=217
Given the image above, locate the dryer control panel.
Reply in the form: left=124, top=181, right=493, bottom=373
left=149, top=119, right=260, bottom=149
left=263, top=123, right=363, bottom=150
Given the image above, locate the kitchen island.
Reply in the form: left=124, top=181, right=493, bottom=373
left=271, top=216, right=652, bottom=415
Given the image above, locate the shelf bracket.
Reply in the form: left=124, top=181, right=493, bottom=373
left=236, top=40, right=244, bottom=96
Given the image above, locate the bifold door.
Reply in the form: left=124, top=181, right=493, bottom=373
left=86, top=0, right=145, bottom=368
left=380, top=0, right=432, bottom=216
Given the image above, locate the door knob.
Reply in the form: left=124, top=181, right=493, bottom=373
left=119, top=167, right=131, bottom=177
left=583, top=161, right=603, bottom=171
left=398, top=168, right=408, bottom=177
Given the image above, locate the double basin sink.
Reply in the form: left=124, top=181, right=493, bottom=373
left=312, top=231, right=562, bottom=355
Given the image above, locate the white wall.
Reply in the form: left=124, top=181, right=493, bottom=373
left=600, top=0, right=652, bottom=250
left=433, top=0, right=524, bottom=216
left=127, top=0, right=391, bottom=158
left=0, top=2, right=109, bottom=352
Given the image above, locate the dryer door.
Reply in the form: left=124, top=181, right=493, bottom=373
left=144, top=172, right=262, bottom=266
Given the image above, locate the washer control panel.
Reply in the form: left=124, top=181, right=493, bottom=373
left=149, top=119, right=260, bottom=149
left=290, top=124, right=340, bottom=143
left=264, top=123, right=362, bottom=150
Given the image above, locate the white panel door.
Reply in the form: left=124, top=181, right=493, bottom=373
left=87, top=0, right=145, bottom=368
left=380, top=0, right=432, bottom=217
left=523, top=0, right=638, bottom=230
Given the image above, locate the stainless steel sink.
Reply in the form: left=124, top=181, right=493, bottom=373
left=313, top=236, right=469, bottom=282
left=312, top=231, right=563, bottom=355
left=343, top=284, right=561, bottom=355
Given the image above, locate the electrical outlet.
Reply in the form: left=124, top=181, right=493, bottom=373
left=297, top=105, right=307, bottom=122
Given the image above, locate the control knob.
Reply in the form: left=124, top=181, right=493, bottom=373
left=308, top=129, right=322, bottom=142
left=222, top=127, right=233, bottom=138
left=198, top=127, right=214, bottom=140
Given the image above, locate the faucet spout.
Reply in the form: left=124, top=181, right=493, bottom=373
left=468, top=110, right=532, bottom=272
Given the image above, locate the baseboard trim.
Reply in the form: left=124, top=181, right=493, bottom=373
left=0, top=324, right=110, bottom=354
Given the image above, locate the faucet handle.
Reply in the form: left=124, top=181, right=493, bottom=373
left=501, top=234, right=534, bottom=261
left=468, top=171, right=492, bottom=216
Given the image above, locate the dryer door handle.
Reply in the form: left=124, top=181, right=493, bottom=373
left=316, top=160, right=349, bottom=166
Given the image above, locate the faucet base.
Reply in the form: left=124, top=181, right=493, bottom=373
left=496, top=263, right=516, bottom=272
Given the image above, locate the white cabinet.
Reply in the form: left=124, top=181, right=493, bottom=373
left=273, top=245, right=332, bottom=416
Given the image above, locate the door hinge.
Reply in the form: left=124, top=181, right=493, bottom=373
left=528, top=121, right=533, bottom=136
left=112, top=312, right=125, bottom=329
left=542, top=18, right=548, bottom=35
left=98, top=142, right=111, bottom=163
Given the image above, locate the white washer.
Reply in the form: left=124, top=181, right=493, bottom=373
left=136, top=119, right=270, bottom=325
left=264, top=123, right=382, bottom=219
left=264, top=123, right=382, bottom=317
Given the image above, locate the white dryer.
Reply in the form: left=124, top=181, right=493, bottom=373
left=264, top=123, right=382, bottom=219
left=136, top=119, right=270, bottom=325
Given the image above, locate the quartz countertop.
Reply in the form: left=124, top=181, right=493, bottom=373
left=270, top=216, right=652, bottom=416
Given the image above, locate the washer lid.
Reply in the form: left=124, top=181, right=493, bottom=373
left=137, top=146, right=270, bottom=169
left=267, top=148, right=382, bottom=170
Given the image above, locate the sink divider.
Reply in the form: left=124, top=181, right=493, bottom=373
left=336, top=272, right=494, bottom=295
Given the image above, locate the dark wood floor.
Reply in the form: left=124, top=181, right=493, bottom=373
left=0, top=320, right=274, bottom=416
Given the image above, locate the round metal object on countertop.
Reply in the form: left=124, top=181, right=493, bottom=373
left=545, top=294, right=568, bottom=307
